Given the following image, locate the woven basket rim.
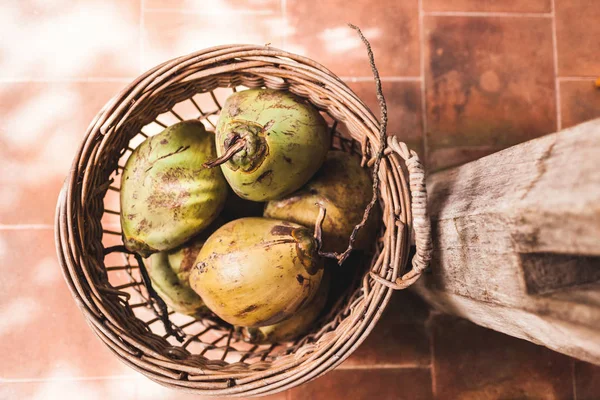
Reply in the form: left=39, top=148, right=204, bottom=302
left=54, top=44, right=431, bottom=397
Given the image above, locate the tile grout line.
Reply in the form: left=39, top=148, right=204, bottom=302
left=0, top=375, right=138, bottom=383
left=340, top=76, right=422, bottom=82
left=550, top=0, right=561, bottom=131
left=429, top=329, right=437, bottom=397
left=0, top=224, right=54, bottom=230
left=0, top=77, right=425, bottom=84
left=0, top=78, right=135, bottom=83
left=558, top=76, right=599, bottom=81
left=572, top=359, right=578, bottom=400
left=281, top=0, right=287, bottom=49
left=140, top=0, right=145, bottom=74
left=418, top=0, right=429, bottom=165
left=0, top=223, right=121, bottom=230
left=426, top=312, right=437, bottom=397
left=423, top=11, right=552, bottom=18
left=144, top=8, right=274, bottom=15
left=336, top=364, right=432, bottom=370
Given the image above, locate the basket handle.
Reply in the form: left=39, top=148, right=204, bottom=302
left=370, top=136, right=433, bottom=290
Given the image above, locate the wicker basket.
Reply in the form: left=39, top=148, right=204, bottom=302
left=55, top=45, right=432, bottom=397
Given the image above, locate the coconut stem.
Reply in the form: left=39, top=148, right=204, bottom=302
left=203, top=138, right=246, bottom=168
left=313, top=205, right=326, bottom=252
left=313, top=205, right=348, bottom=261
left=104, top=245, right=185, bottom=343
left=313, top=25, right=388, bottom=265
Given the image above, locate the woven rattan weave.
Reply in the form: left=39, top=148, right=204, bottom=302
left=55, top=45, right=432, bottom=396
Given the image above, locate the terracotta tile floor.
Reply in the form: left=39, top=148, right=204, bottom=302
left=1, top=0, right=599, bottom=399
left=424, top=15, right=556, bottom=170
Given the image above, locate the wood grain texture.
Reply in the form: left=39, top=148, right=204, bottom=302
left=428, top=118, right=600, bottom=255
left=415, top=118, right=600, bottom=365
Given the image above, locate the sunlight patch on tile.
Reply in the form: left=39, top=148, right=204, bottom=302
left=142, top=11, right=285, bottom=70
left=0, top=1, right=140, bottom=79
left=33, top=381, right=98, bottom=400
left=0, top=186, right=19, bottom=215
left=0, top=297, right=40, bottom=336
left=284, top=0, right=420, bottom=77
left=146, top=0, right=278, bottom=13
left=32, top=381, right=98, bottom=400
left=0, top=235, right=6, bottom=257
left=3, top=88, right=78, bottom=149
left=134, top=376, right=179, bottom=400
left=319, top=26, right=381, bottom=55
left=33, top=257, right=62, bottom=286
left=0, top=81, right=127, bottom=224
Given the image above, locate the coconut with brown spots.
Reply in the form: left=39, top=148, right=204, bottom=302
left=264, top=151, right=379, bottom=253
left=204, top=89, right=330, bottom=201
left=121, top=120, right=228, bottom=256
left=146, top=224, right=218, bottom=317
left=241, top=269, right=330, bottom=343
left=189, top=217, right=324, bottom=327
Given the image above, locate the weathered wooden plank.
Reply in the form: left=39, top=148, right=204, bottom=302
left=416, top=285, right=600, bottom=365
left=414, top=118, right=600, bottom=364
left=427, top=118, right=600, bottom=255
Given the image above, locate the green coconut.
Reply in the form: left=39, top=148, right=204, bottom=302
left=189, top=217, right=324, bottom=327
left=264, top=151, right=379, bottom=253
left=120, top=120, right=228, bottom=257
left=240, top=270, right=330, bottom=343
left=205, top=89, right=330, bottom=202
left=146, top=229, right=214, bottom=317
